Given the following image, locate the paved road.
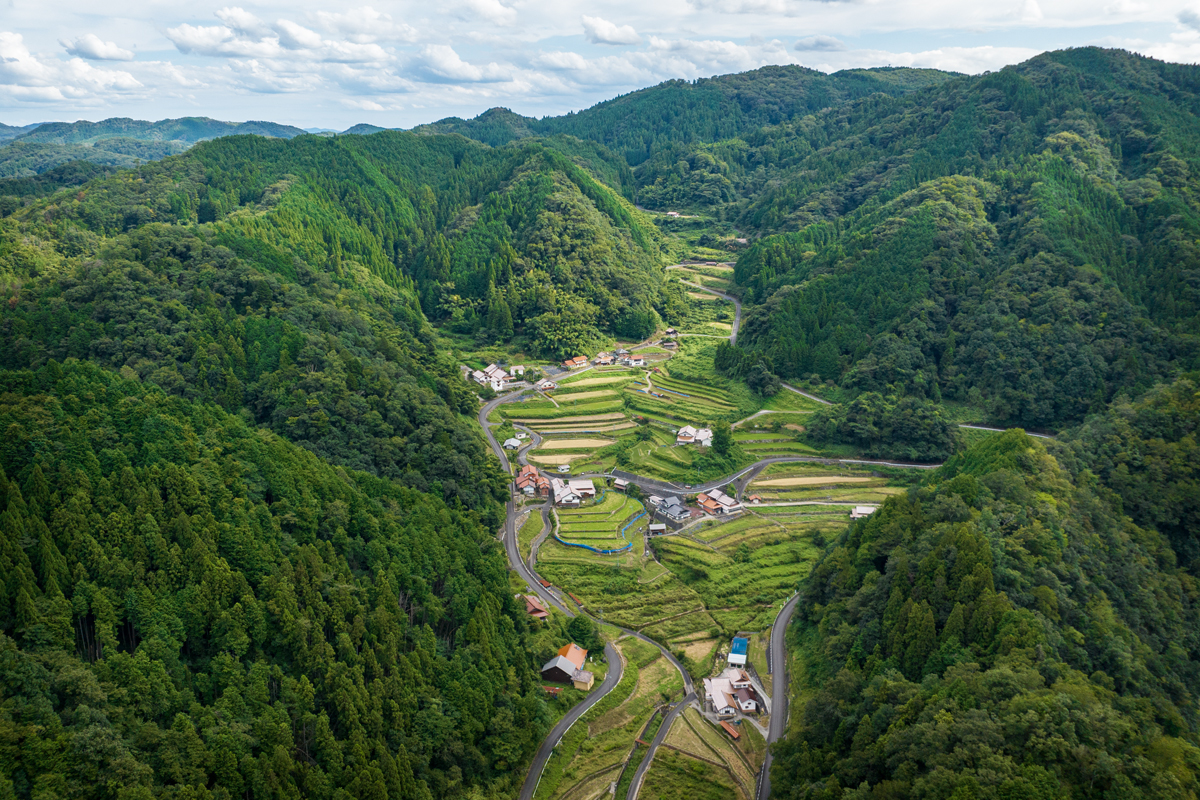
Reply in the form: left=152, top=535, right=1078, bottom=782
left=672, top=275, right=742, bottom=345
left=758, top=592, right=802, bottom=800
left=626, top=692, right=698, bottom=800
left=521, top=641, right=623, bottom=800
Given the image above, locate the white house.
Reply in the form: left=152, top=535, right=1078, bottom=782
left=567, top=479, right=596, bottom=499
left=676, top=425, right=697, bottom=444
left=694, top=428, right=714, bottom=447
left=471, top=370, right=488, bottom=384
left=551, top=478, right=581, bottom=507
left=851, top=506, right=877, bottom=520
left=628, top=355, right=646, bottom=367
left=703, top=676, right=739, bottom=717
left=503, top=438, right=521, bottom=450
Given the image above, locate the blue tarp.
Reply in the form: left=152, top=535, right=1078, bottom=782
left=731, top=637, right=749, bottom=656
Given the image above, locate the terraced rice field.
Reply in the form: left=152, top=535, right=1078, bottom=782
left=548, top=389, right=618, bottom=401
left=554, top=494, right=647, bottom=553
left=528, top=453, right=590, bottom=465
left=688, top=291, right=718, bottom=301
left=508, top=411, right=627, bottom=424
left=755, top=476, right=873, bottom=487
left=539, top=438, right=616, bottom=449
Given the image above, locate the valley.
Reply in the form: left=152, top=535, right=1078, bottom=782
left=0, top=45, right=1198, bottom=800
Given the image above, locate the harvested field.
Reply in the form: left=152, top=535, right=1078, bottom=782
left=528, top=453, right=590, bottom=465
left=754, top=476, right=873, bottom=487
left=560, top=375, right=637, bottom=387
left=539, top=438, right=616, bottom=449
left=687, top=291, right=718, bottom=300
left=707, top=322, right=733, bottom=331
left=537, top=422, right=637, bottom=433
left=510, top=412, right=626, bottom=424
left=551, top=389, right=618, bottom=401
left=678, top=638, right=718, bottom=663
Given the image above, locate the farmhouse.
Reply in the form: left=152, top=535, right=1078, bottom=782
left=613, top=477, right=629, bottom=491
left=593, top=353, right=614, bottom=366
left=541, top=643, right=594, bottom=690
left=561, top=356, right=589, bottom=370
left=648, top=523, right=667, bottom=535
left=551, top=478, right=581, bottom=507
left=676, top=425, right=697, bottom=444
left=503, top=438, right=521, bottom=450
left=660, top=496, right=690, bottom=521
left=628, top=355, right=646, bottom=367
left=694, top=428, right=714, bottom=447
left=523, top=595, right=549, bottom=621
left=728, top=636, right=749, bottom=666
left=471, top=369, right=488, bottom=384
left=536, top=379, right=558, bottom=391
left=703, top=677, right=738, bottom=718
left=567, top=479, right=596, bottom=499
left=851, top=506, right=877, bottom=519
left=697, top=488, right=742, bottom=515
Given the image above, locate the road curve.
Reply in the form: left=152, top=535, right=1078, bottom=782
left=521, top=641, right=624, bottom=800
left=757, top=592, right=802, bottom=800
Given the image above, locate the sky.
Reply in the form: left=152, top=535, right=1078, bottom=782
left=2, top=0, right=1200, bottom=130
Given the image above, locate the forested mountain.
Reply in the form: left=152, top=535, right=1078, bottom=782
left=0, top=360, right=545, bottom=799
left=0, top=117, right=308, bottom=178
left=411, top=65, right=956, bottom=164
left=9, top=117, right=306, bottom=146
left=774, top=423, right=1200, bottom=799
left=710, top=48, right=1200, bottom=430
left=0, top=124, right=631, bottom=798
left=0, top=123, right=42, bottom=143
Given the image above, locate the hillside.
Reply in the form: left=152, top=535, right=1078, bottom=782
left=773, top=424, right=1200, bottom=799
left=711, top=48, right=1200, bottom=430
left=411, top=65, right=957, bottom=163
left=8, top=117, right=307, bottom=145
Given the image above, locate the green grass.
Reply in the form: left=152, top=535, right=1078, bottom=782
left=639, top=748, right=739, bottom=800
left=518, top=507, right=546, bottom=562
left=500, top=398, right=626, bottom=419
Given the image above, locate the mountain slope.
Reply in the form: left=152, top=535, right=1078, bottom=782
left=774, top=427, right=1200, bottom=799
left=9, top=116, right=306, bottom=145
left=716, top=48, right=1200, bottom=429
left=412, top=65, right=957, bottom=163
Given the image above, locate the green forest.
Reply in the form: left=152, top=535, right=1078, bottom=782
left=0, top=44, right=1198, bottom=800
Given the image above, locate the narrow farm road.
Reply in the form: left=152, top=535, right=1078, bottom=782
left=757, top=592, right=802, bottom=800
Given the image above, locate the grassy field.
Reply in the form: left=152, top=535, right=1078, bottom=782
left=518, top=507, right=546, bottom=563
left=641, top=706, right=766, bottom=800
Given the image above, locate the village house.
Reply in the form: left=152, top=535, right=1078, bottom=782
left=628, top=355, right=646, bottom=367
left=541, top=642, right=594, bottom=690
left=694, top=428, right=713, bottom=447
left=561, top=356, right=589, bottom=370
left=660, top=496, right=690, bottom=521
left=567, top=479, right=596, bottom=499
left=471, top=369, right=488, bottom=384
left=703, top=675, right=738, bottom=717
left=664, top=328, right=678, bottom=336
left=676, top=425, right=697, bottom=444
left=594, top=352, right=614, bottom=366
left=728, top=636, right=749, bottom=666
left=551, top=478, right=581, bottom=507
left=851, top=506, right=877, bottom=520
left=536, top=378, right=558, bottom=391
left=523, top=595, right=549, bottom=621
left=697, top=488, right=742, bottom=515
left=648, top=523, right=667, bottom=536
left=613, top=477, right=629, bottom=492
left=503, top=438, right=521, bottom=450
left=704, top=667, right=758, bottom=716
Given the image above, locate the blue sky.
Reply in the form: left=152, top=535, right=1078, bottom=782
left=1, top=0, right=1198, bottom=129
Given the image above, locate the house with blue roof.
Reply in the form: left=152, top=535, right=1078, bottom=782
left=728, top=636, right=749, bottom=666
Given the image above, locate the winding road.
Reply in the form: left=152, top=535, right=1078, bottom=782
left=666, top=263, right=742, bottom=345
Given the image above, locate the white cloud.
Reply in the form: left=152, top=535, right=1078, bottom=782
left=794, top=35, right=846, bottom=51
left=62, top=33, right=135, bottom=61
left=0, top=31, right=141, bottom=102
left=462, top=0, right=518, bottom=26
left=316, top=7, right=418, bottom=44
left=415, top=44, right=510, bottom=82
left=275, top=20, right=324, bottom=50
left=214, top=7, right=274, bottom=38
left=166, top=24, right=282, bottom=58
left=1181, top=8, right=1200, bottom=31
left=582, top=16, right=641, bottom=45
